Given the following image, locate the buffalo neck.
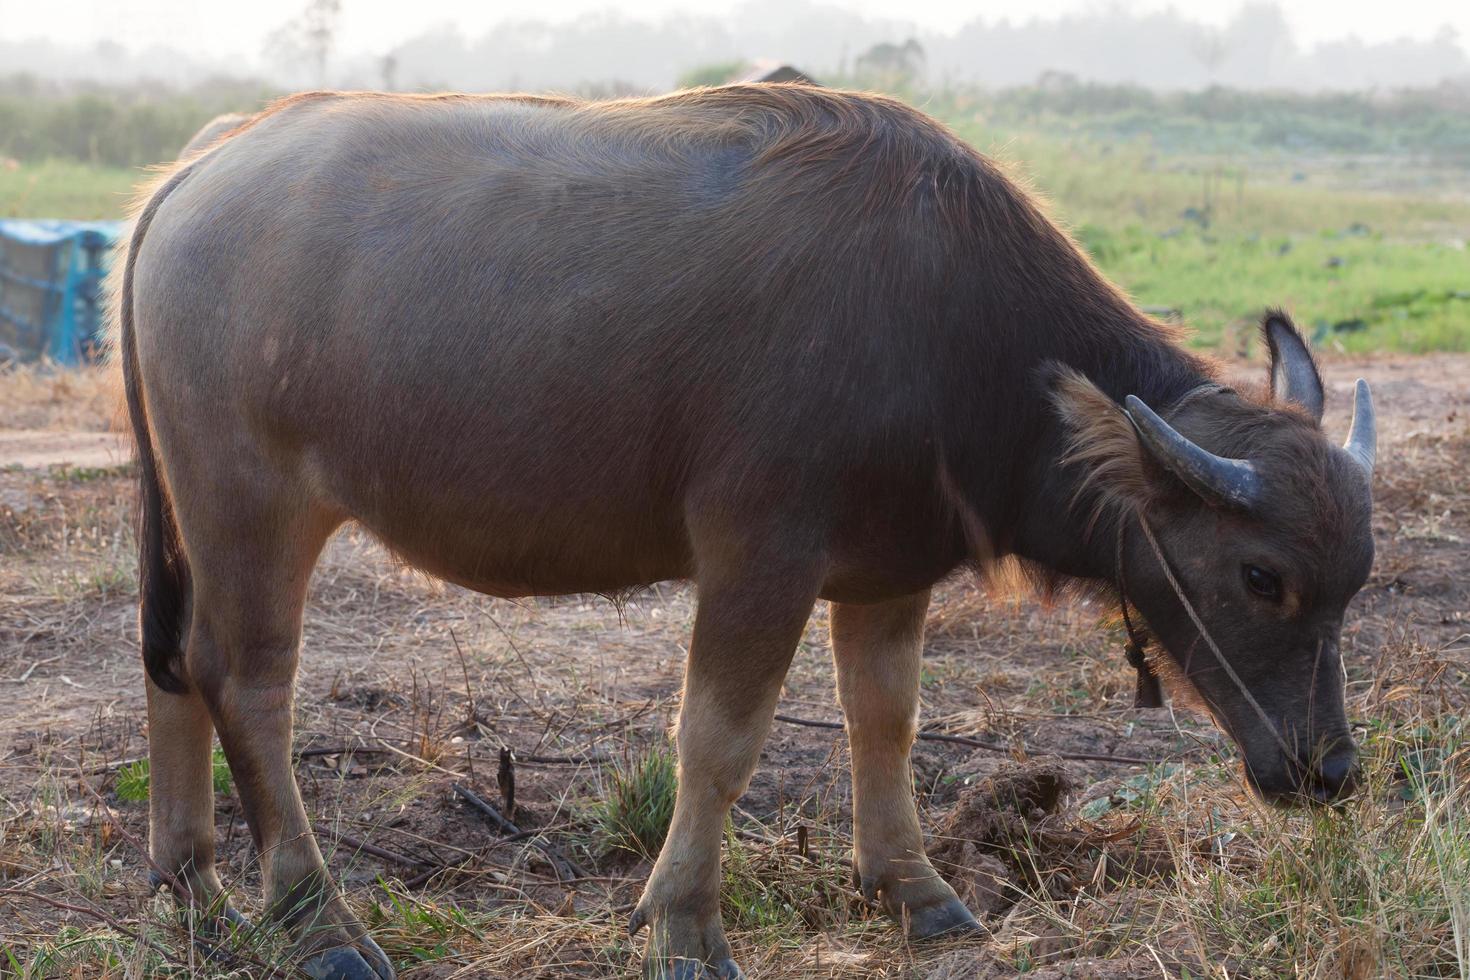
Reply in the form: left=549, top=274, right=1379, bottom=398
left=942, top=302, right=1212, bottom=586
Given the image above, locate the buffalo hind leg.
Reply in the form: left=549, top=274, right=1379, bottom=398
left=631, top=562, right=820, bottom=978
left=146, top=674, right=248, bottom=935
left=832, top=591, right=980, bottom=938
left=183, top=509, right=393, bottom=980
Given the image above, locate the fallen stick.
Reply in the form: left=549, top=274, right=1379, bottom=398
left=91, top=741, right=603, bottom=777
left=319, top=827, right=435, bottom=870
left=512, top=751, right=613, bottom=766
left=296, top=745, right=389, bottom=759
left=89, top=743, right=392, bottom=774
left=322, top=828, right=490, bottom=891
left=400, top=865, right=449, bottom=890
left=451, top=782, right=590, bottom=881
left=772, top=713, right=1165, bottom=767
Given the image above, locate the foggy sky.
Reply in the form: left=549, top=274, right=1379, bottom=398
left=4, top=0, right=1469, bottom=58
left=1, top=0, right=1467, bottom=91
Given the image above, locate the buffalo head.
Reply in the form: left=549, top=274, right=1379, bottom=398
left=1055, top=312, right=1376, bottom=803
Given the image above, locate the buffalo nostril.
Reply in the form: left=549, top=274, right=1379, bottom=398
left=1314, top=748, right=1360, bottom=800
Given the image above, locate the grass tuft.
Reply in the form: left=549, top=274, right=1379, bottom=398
left=592, top=742, right=678, bottom=859
left=113, top=748, right=233, bottom=803
left=1153, top=716, right=1470, bottom=978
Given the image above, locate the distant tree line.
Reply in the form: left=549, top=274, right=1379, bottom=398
left=0, top=76, right=279, bottom=168
left=3, top=70, right=1469, bottom=169
left=962, top=77, right=1470, bottom=157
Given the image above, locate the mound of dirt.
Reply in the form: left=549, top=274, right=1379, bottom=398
left=926, top=760, right=1074, bottom=911
left=927, top=759, right=1074, bottom=858
left=928, top=759, right=1176, bottom=913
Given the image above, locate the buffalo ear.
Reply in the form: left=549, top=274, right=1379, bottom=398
left=1263, top=310, right=1324, bottom=422
left=1049, top=367, right=1157, bottom=511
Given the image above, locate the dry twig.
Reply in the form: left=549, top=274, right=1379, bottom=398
left=772, top=713, right=1166, bottom=767
left=452, top=782, right=590, bottom=881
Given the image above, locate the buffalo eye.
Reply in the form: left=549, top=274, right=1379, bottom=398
left=1243, top=564, right=1283, bottom=601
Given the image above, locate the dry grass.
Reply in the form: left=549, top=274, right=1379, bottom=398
left=0, top=363, right=120, bottom=433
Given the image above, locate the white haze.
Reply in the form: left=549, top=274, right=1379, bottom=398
left=0, top=0, right=1467, bottom=91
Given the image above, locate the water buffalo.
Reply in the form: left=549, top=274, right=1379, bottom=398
left=178, top=111, right=252, bottom=157
left=114, top=85, right=1376, bottom=979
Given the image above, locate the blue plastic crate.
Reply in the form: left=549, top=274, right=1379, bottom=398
left=0, top=219, right=122, bottom=365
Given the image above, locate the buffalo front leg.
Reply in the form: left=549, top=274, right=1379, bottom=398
left=631, top=569, right=819, bottom=979
left=832, top=591, right=980, bottom=938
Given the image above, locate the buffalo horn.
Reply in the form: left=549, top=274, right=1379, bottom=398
left=1343, top=378, right=1376, bottom=477
left=1265, top=314, right=1326, bottom=422
left=1124, top=394, right=1263, bottom=509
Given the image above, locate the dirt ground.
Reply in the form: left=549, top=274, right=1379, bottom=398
left=0, top=354, right=1466, bottom=978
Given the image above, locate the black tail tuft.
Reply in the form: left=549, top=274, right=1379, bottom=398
left=136, top=456, right=191, bottom=693
left=121, top=165, right=196, bottom=694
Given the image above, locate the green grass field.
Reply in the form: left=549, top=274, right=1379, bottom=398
left=4, top=98, right=1467, bottom=353
left=956, top=126, right=1470, bottom=354
left=0, top=160, right=139, bottom=221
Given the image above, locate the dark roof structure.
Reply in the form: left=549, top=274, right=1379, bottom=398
left=734, top=61, right=819, bottom=85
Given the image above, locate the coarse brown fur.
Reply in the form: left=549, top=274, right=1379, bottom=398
left=114, top=84, right=1376, bottom=977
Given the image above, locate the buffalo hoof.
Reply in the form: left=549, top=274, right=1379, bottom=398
left=905, top=897, right=984, bottom=940
left=300, top=938, right=395, bottom=980
left=188, top=909, right=252, bottom=965
left=354, top=934, right=396, bottom=979
left=192, top=903, right=251, bottom=939
left=649, top=956, right=745, bottom=980
left=215, top=905, right=251, bottom=929
left=148, top=870, right=250, bottom=940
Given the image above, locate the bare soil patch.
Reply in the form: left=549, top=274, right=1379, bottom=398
left=0, top=430, right=128, bottom=470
